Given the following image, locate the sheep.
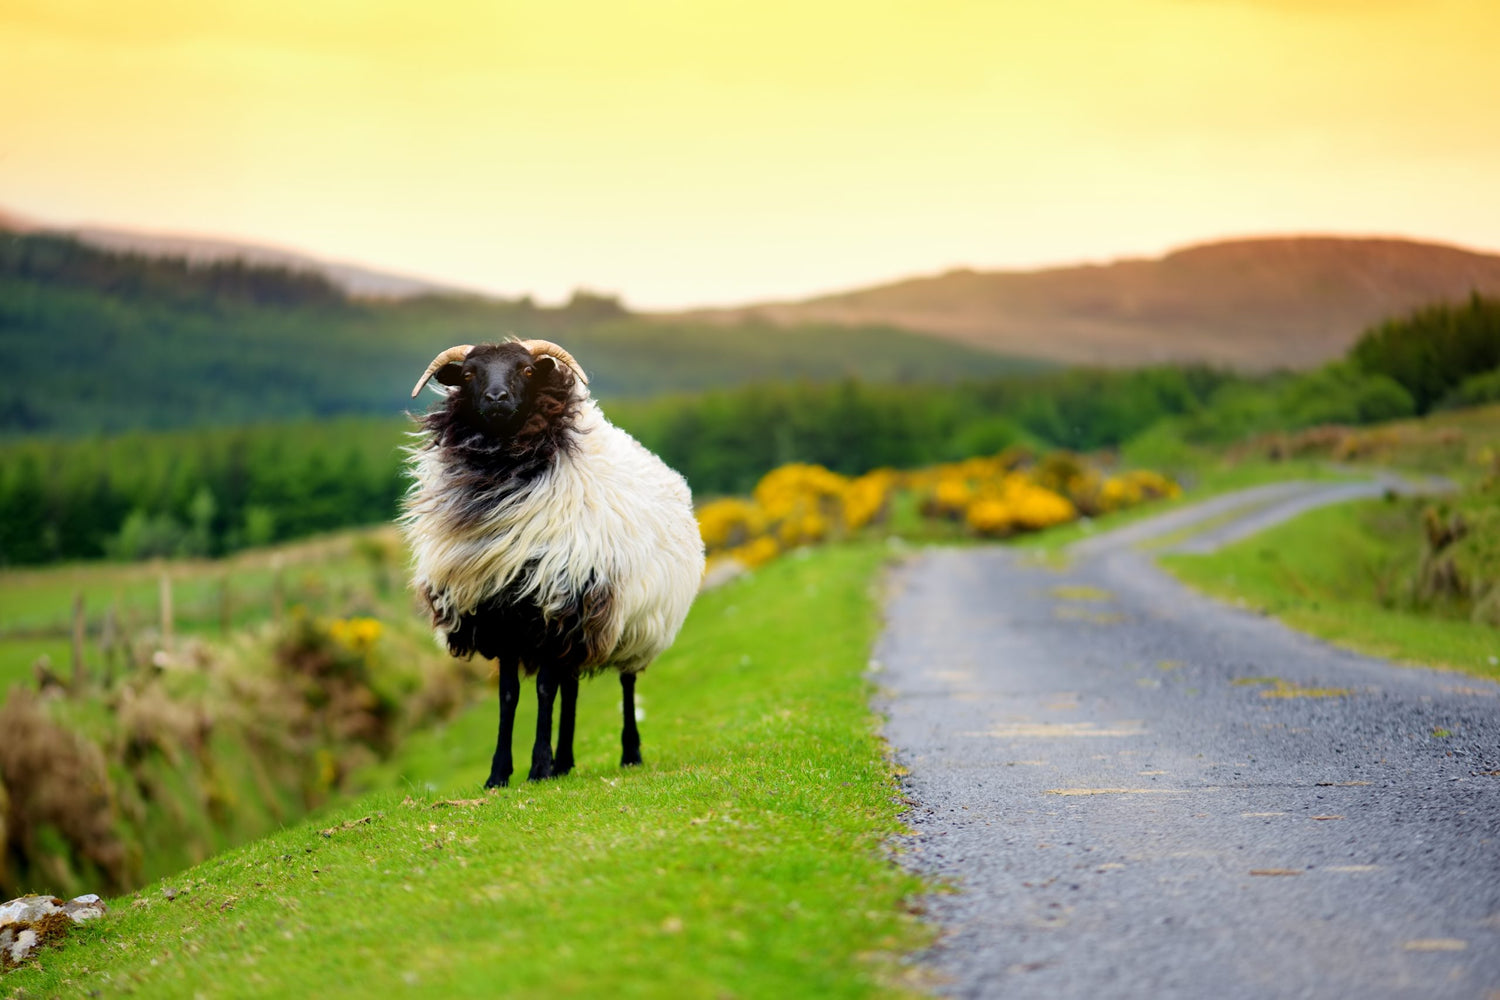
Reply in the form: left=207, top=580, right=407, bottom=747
left=401, top=339, right=704, bottom=787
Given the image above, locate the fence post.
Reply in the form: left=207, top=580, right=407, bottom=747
left=159, top=570, right=174, bottom=654
left=101, top=603, right=118, bottom=688
left=71, top=591, right=88, bottom=693
left=272, top=556, right=286, bottom=626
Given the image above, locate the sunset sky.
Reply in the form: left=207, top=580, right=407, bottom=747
left=4, top=0, right=1499, bottom=308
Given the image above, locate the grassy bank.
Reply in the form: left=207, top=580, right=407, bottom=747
left=5, top=543, right=933, bottom=999
left=1008, top=457, right=1353, bottom=558
left=1160, top=500, right=1500, bottom=682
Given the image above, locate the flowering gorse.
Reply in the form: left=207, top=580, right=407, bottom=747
left=697, top=448, right=1178, bottom=575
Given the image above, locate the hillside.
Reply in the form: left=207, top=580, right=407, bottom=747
left=685, top=237, right=1500, bottom=370
left=0, top=206, right=462, bottom=298
left=0, top=230, right=1044, bottom=436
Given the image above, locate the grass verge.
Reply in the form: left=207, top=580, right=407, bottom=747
left=4, top=543, right=933, bottom=999
left=1012, top=458, right=1354, bottom=558
left=1160, top=500, right=1500, bottom=683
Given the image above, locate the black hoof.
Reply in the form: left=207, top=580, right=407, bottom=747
left=485, top=775, right=510, bottom=789
left=553, top=757, right=574, bottom=776
left=621, top=751, right=643, bottom=768
left=527, top=764, right=555, bottom=782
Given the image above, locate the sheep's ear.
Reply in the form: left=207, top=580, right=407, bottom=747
left=433, top=362, right=466, bottom=387
left=533, top=355, right=558, bottom=377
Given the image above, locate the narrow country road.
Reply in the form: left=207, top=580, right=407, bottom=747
left=879, top=479, right=1500, bottom=1000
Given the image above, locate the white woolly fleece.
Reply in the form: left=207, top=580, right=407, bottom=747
left=401, top=394, right=705, bottom=674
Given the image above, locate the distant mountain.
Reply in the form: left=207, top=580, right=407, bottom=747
left=0, top=206, right=464, bottom=298
left=682, top=237, right=1500, bottom=370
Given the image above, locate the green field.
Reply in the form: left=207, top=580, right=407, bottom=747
left=1155, top=403, right=1500, bottom=680
left=0, top=528, right=403, bottom=690
left=4, top=544, right=934, bottom=999
left=1161, top=499, right=1500, bottom=682
left=7, top=394, right=1500, bottom=994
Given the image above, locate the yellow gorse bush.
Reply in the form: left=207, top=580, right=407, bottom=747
left=696, top=497, right=765, bottom=551
left=750, top=463, right=858, bottom=549
left=328, top=616, right=383, bottom=654
left=696, top=447, right=1177, bottom=576
left=843, top=469, right=897, bottom=531
left=961, top=473, right=1076, bottom=537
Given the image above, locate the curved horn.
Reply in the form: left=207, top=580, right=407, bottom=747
left=410, top=344, right=474, bottom=397
left=520, top=339, right=589, bottom=386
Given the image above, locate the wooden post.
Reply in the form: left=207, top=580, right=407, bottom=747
left=122, top=601, right=139, bottom=673
left=71, top=591, right=88, bottom=693
left=159, top=570, right=174, bottom=654
left=272, top=556, right=286, bottom=626
left=100, top=604, right=118, bottom=688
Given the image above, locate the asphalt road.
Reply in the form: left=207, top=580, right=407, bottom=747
left=878, top=481, right=1500, bottom=1000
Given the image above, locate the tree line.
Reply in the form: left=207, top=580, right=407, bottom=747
left=2, top=276, right=1495, bottom=566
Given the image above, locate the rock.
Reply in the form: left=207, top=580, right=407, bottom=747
left=62, top=894, right=107, bottom=923
left=0, top=895, right=60, bottom=927
left=0, top=892, right=108, bottom=968
left=3, top=928, right=40, bottom=966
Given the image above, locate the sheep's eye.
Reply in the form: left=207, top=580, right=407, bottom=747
left=463, top=371, right=474, bottom=381
left=523, top=366, right=534, bottom=378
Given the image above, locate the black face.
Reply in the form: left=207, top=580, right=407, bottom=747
left=436, top=343, right=557, bottom=432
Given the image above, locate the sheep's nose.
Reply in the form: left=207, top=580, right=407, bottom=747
left=484, top=388, right=510, bottom=403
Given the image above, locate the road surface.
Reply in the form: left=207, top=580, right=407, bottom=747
left=878, top=479, right=1500, bottom=999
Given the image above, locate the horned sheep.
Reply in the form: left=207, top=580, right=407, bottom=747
left=401, top=339, right=704, bottom=786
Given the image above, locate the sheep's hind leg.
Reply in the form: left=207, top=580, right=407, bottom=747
left=553, top=674, right=579, bottom=776
left=620, top=672, right=643, bottom=767
left=486, top=658, right=520, bottom=789
left=528, top=665, right=559, bottom=781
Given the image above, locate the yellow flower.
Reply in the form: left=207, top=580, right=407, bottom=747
left=1005, top=481, right=1077, bottom=531
left=843, top=470, right=895, bottom=531
left=965, top=498, right=1015, bottom=536
left=697, top=498, right=764, bottom=553
left=930, top=476, right=973, bottom=517
left=329, top=616, right=383, bottom=654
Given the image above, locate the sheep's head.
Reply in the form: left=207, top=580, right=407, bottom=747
left=411, top=340, right=589, bottom=433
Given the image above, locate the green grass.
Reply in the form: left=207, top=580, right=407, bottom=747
left=0, top=528, right=401, bottom=690
left=1010, top=458, right=1353, bottom=558
left=5, top=544, right=933, bottom=999
left=1160, top=500, right=1500, bottom=682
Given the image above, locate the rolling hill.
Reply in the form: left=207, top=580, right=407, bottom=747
left=11, top=202, right=1500, bottom=372
left=0, top=206, right=463, bottom=298
left=0, top=228, right=1045, bottom=436
left=682, top=237, right=1500, bottom=370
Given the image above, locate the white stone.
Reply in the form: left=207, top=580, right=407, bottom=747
left=0, top=895, right=62, bottom=927
left=8, top=928, right=39, bottom=963
left=0, top=892, right=108, bottom=966
left=63, top=894, right=108, bottom=923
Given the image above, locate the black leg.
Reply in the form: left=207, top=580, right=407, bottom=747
left=486, top=658, right=520, bottom=788
left=528, top=665, right=558, bottom=781
left=554, top=673, right=579, bottom=776
left=620, top=672, right=643, bottom=767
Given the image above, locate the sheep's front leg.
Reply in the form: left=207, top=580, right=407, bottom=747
left=486, top=658, right=520, bottom=789
left=620, top=672, right=643, bottom=767
left=553, top=674, right=579, bottom=776
left=528, top=665, right=558, bottom=781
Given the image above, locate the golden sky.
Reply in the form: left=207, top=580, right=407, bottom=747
left=3, top=0, right=1499, bottom=307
